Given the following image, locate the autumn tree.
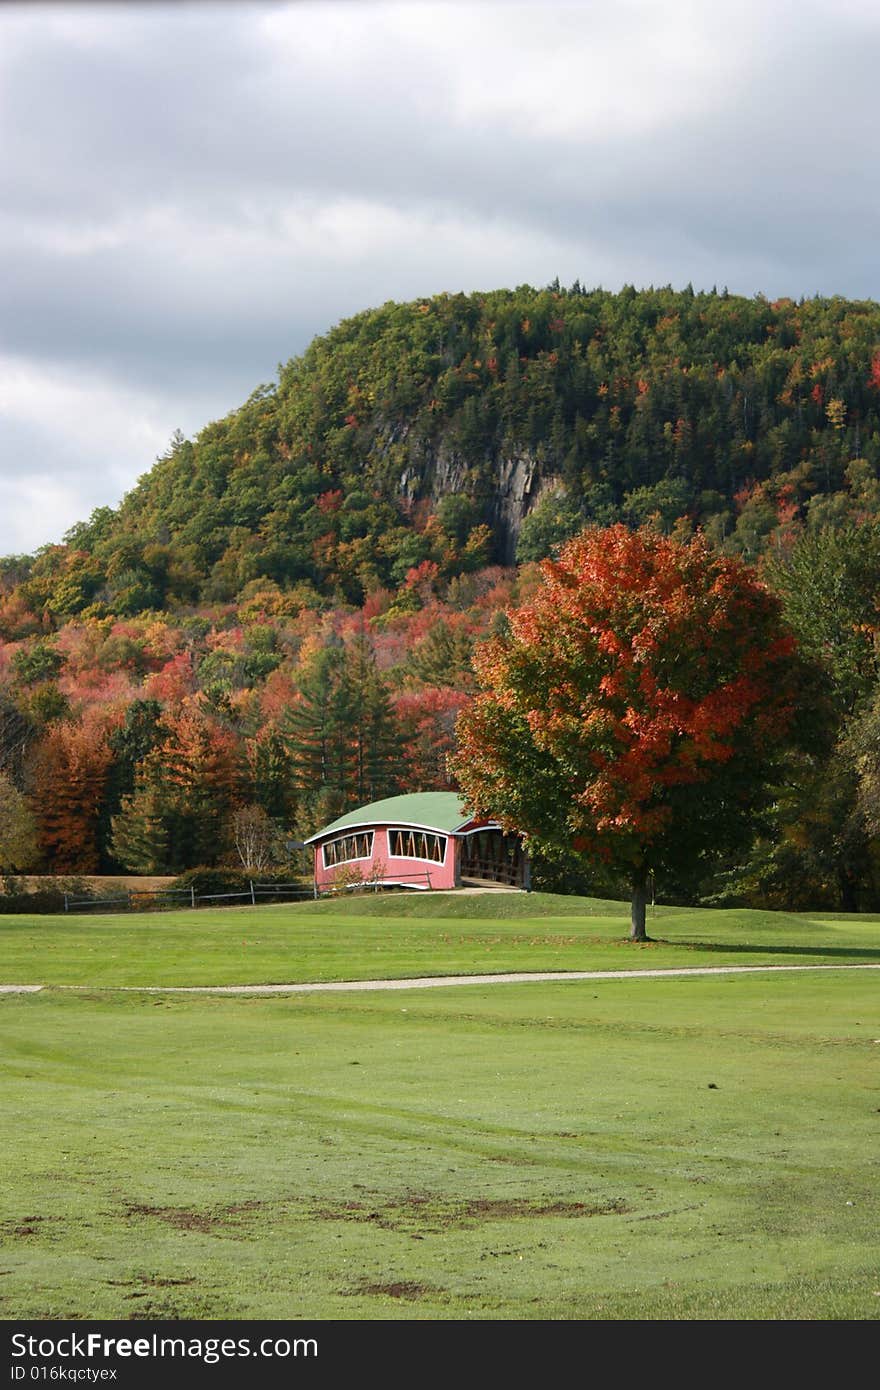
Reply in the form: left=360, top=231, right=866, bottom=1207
left=32, top=717, right=114, bottom=873
left=453, top=525, right=819, bottom=939
left=395, top=687, right=468, bottom=790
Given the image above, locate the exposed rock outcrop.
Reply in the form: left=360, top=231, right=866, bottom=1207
left=397, top=438, right=555, bottom=563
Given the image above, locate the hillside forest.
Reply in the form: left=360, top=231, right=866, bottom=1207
left=3, top=283, right=880, bottom=909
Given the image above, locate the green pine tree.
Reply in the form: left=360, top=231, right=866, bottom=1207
left=110, top=774, right=169, bottom=874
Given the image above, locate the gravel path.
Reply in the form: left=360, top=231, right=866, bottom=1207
left=124, top=962, right=880, bottom=993
left=5, top=962, right=879, bottom=996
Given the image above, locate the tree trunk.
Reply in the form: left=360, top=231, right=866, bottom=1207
left=630, top=862, right=649, bottom=942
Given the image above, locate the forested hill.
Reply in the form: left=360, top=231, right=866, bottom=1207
left=4, top=283, right=880, bottom=621
left=4, top=283, right=880, bottom=907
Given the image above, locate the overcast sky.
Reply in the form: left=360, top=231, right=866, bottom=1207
left=1, top=0, right=878, bottom=555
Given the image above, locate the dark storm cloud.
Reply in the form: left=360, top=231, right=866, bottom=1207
left=0, top=1, right=878, bottom=552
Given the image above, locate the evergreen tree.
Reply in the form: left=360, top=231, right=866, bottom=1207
left=110, top=704, right=241, bottom=872
left=245, top=727, right=297, bottom=824
left=283, top=636, right=401, bottom=824
left=110, top=775, right=169, bottom=874
left=403, top=621, right=476, bottom=691
left=345, top=629, right=400, bottom=804
left=283, top=647, right=355, bottom=819
left=101, top=699, right=164, bottom=869
left=0, top=769, right=38, bottom=872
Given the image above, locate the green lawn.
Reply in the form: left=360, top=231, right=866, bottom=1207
left=2, top=890, right=880, bottom=986
left=2, top=894, right=879, bottom=1319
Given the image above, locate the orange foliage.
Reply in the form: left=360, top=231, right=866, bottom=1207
left=32, top=714, right=116, bottom=872
left=0, top=592, right=42, bottom=641
left=404, top=560, right=440, bottom=601
left=394, top=687, right=470, bottom=790
left=454, top=526, right=807, bottom=869
left=142, top=651, right=195, bottom=705
left=316, top=489, right=343, bottom=514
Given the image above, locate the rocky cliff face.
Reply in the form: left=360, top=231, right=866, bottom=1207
left=396, top=433, right=556, bottom=563
left=490, top=454, right=556, bottom=563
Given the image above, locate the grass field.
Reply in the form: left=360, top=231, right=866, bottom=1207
left=2, top=892, right=880, bottom=1319
left=2, top=890, right=880, bottom=986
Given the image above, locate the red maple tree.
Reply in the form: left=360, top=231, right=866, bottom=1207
left=453, top=525, right=818, bottom=938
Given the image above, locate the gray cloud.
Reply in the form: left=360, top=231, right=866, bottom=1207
left=1, top=1, right=878, bottom=553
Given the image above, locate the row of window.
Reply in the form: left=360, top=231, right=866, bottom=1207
left=322, top=832, right=374, bottom=868
left=388, top=830, right=447, bottom=863
left=321, top=828, right=448, bottom=869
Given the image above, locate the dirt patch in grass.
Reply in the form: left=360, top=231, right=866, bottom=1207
left=124, top=1205, right=217, bottom=1234
left=1, top=1215, right=52, bottom=1239
left=123, top=1200, right=263, bottom=1234
left=313, top=1191, right=628, bottom=1232
left=108, top=1275, right=196, bottom=1290
left=125, top=1302, right=188, bottom=1321
left=343, top=1279, right=438, bottom=1301
left=467, top=1196, right=626, bottom=1218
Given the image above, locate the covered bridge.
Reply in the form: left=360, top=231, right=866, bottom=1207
left=305, top=792, right=529, bottom=892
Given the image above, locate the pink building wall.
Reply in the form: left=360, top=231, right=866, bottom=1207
left=313, top=826, right=459, bottom=893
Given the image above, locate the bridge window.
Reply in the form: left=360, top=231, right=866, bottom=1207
left=388, top=829, right=447, bottom=864
left=322, top=832, right=374, bottom=869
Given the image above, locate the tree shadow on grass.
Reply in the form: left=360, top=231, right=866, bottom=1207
left=665, top=941, right=880, bottom=961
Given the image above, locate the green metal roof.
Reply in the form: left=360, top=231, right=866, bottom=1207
left=305, top=792, right=489, bottom=843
